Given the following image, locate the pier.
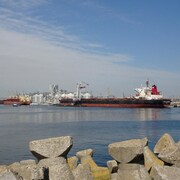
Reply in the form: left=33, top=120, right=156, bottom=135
left=171, top=98, right=180, bottom=107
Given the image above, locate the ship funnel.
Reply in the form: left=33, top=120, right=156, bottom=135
left=151, top=85, right=158, bottom=95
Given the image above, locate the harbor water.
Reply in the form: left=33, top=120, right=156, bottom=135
left=0, top=105, right=180, bottom=166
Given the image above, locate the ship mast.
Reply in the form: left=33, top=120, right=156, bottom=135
left=146, top=79, right=149, bottom=88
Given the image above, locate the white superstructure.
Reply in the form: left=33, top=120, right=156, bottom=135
left=135, top=81, right=163, bottom=100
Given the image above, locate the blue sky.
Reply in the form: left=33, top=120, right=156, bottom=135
left=0, top=0, right=180, bottom=97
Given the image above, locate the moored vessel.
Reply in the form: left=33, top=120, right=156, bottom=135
left=3, top=95, right=31, bottom=106
left=59, top=81, right=171, bottom=108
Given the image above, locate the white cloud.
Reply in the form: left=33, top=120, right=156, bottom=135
left=0, top=7, right=78, bottom=44
left=0, top=0, right=48, bottom=9
left=0, top=28, right=179, bottom=98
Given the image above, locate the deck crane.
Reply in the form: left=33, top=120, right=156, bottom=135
left=75, top=81, right=89, bottom=101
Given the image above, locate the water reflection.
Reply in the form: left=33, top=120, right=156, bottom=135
left=0, top=105, right=180, bottom=166
left=53, top=107, right=172, bottom=122
left=0, top=106, right=176, bottom=124
left=134, top=108, right=161, bottom=121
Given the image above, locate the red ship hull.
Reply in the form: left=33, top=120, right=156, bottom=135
left=3, top=98, right=21, bottom=105
left=73, top=103, right=167, bottom=108
left=3, top=98, right=31, bottom=105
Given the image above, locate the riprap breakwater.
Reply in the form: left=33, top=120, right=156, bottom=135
left=0, top=133, right=180, bottom=179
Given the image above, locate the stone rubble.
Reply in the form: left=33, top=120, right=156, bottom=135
left=0, top=133, right=180, bottom=179
left=143, top=146, right=164, bottom=171
left=29, top=136, right=73, bottom=160
left=108, top=137, right=148, bottom=163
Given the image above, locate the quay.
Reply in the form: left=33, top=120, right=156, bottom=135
left=171, top=98, right=180, bottom=107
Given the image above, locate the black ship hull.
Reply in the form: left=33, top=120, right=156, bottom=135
left=59, top=98, right=171, bottom=108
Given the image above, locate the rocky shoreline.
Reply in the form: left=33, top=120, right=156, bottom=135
left=0, top=133, right=180, bottom=179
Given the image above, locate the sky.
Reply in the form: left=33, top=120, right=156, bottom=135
left=0, top=0, right=180, bottom=98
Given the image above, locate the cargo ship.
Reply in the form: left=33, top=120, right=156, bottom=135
left=59, top=81, right=171, bottom=108
left=3, top=95, right=31, bottom=106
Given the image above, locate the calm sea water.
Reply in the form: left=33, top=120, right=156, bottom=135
left=0, top=105, right=180, bottom=166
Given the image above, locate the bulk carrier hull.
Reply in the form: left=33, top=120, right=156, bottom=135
left=59, top=98, right=171, bottom=108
